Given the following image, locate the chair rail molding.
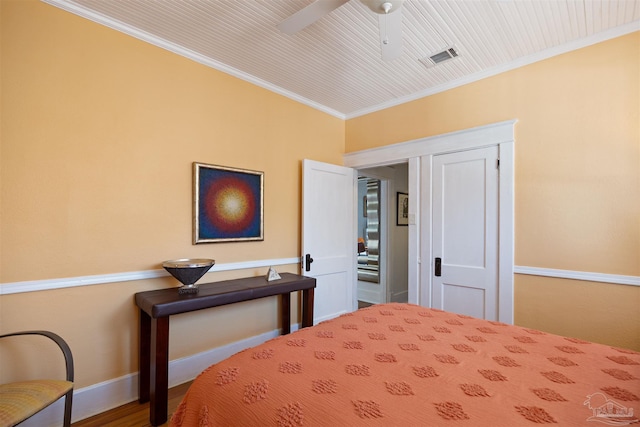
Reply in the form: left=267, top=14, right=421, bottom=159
left=0, top=257, right=301, bottom=295
left=514, top=265, right=639, bottom=287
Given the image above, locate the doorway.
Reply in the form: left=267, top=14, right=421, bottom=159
left=345, top=120, right=515, bottom=323
left=356, top=165, right=409, bottom=306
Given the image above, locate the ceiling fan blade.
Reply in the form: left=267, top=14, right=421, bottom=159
left=277, top=0, right=350, bottom=34
left=378, top=7, right=403, bottom=61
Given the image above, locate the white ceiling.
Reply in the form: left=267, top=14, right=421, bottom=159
left=45, top=0, right=640, bottom=118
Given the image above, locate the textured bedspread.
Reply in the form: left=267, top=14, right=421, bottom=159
left=170, top=303, right=639, bottom=426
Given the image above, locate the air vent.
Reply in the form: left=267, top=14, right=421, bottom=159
left=420, top=46, right=460, bottom=68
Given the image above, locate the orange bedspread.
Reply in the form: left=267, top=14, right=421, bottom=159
left=170, top=303, right=639, bottom=426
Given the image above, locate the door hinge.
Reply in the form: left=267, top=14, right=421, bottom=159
left=497, top=158, right=500, bottom=169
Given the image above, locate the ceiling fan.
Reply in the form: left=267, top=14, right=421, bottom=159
left=277, top=0, right=405, bottom=61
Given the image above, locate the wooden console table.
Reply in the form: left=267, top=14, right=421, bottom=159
left=135, top=272, right=316, bottom=426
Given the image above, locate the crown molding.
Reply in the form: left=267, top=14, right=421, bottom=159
left=345, top=21, right=640, bottom=119
left=41, top=0, right=346, bottom=120
left=42, top=1, right=638, bottom=120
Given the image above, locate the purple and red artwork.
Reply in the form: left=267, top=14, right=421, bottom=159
left=194, top=163, right=263, bottom=243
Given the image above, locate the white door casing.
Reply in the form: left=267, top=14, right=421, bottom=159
left=344, top=120, right=515, bottom=324
left=302, top=159, right=357, bottom=324
left=431, top=146, right=499, bottom=320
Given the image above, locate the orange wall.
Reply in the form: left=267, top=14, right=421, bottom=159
left=1, top=0, right=638, bottom=396
left=0, top=0, right=344, bottom=386
left=346, top=32, right=640, bottom=350
left=1, top=0, right=343, bottom=283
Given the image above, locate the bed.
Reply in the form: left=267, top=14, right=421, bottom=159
left=169, top=303, right=639, bottom=426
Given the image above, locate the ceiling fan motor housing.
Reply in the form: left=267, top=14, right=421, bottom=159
left=361, top=0, right=404, bottom=14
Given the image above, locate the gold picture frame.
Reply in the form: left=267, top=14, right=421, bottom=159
left=193, top=162, right=264, bottom=243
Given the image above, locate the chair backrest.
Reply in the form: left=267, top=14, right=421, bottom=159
left=0, top=331, right=74, bottom=427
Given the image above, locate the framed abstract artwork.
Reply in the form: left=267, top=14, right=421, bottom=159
left=396, top=192, right=409, bottom=226
left=193, top=162, right=264, bottom=243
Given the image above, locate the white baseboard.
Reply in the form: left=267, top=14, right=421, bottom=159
left=390, top=290, right=409, bottom=303
left=357, top=280, right=385, bottom=304
left=356, top=285, right=382, bottom=305
left=314, top=310, right=348, bottom=325
left=20, top=325, right=299, bottom=426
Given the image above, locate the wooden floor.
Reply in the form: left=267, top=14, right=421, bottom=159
left=358, top=300, right=374, bottom=309
left=73, top=306, right=376, bottom=426
left=71, top=381, right=192, bottom=427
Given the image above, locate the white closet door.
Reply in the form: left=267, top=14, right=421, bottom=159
left=432, top=146, right=499, bottom=320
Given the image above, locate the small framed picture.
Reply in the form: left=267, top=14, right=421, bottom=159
left=396, top=192, right=409, bottom=226
left=193, top=162, right=264, bottom=243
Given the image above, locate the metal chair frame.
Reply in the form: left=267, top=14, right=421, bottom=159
left=0, top=331, right=74, bottom=427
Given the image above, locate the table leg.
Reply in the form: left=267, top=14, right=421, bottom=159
left=139, top=310, right=151, bottom=403
left=302, top=288, right=315, bottom=328
left=150, top=316, right=170, bottom=426
left=281, top=292, right=291, bottom=335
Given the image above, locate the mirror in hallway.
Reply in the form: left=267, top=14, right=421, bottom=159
left=357, top=177, right=380, bottom=283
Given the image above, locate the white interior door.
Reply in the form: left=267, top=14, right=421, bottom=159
left=302, top=159, right=356, bottom=323
left=432, top=146, right=499, bottom=320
